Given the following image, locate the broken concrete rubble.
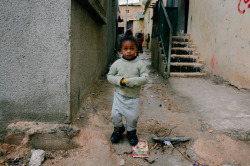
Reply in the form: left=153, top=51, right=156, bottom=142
left=3, top=122, right=80, bottom=150
left=29, top=149, right=45, bottom=166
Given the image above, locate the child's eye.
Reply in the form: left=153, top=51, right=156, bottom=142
left=124, top=48, right=128, bottom=50
left=130, top=48, right=134, bottom=50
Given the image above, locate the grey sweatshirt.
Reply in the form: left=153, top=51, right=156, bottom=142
left=107, top=57, right=148, bottom=98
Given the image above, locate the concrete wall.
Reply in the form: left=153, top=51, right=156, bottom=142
left=0, top=0, right=117, bottom=138
left=133, top=20, right=144, bottom=36
left=188, top=0, right=250, bottom=89
left=0, top=0, right=71, bottom=138
left=70, top=0, right=117, bottom=116
left=118, top=0, right=144, bottom=28
left=144, top=8, right=153, bottom=49
left=151, top=37, right=160, bottom=70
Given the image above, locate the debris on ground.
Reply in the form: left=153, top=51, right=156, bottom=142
left=29, top=149, right=45, bottom=166
left=208, top=130, right=214, bottom=133
left=152, top=137, right=191, bottom=144
left=120, top=159, right=125, bottom=165
left=0, top=157, right=23, bottom=166
left=0, top=151, right=3, bottom=157
left=143, top=158, right=155, bottom=164
left=132, top=140, right=149, bottom=158
left=0, top=159, right=4, bottom=165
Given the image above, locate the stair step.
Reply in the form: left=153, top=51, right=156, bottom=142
left=170, top=62, right=202, bottom=67
left=198, top=59, right=204, bottom=64
left=171, top=47, right=196, bottom=51
left=172, top=36, right=190, bottom=39
left=172, top=41, right=192, bottom=45
left=171, top=54, right=198, bottom=59
left=170, top=72, right=207, bottom=77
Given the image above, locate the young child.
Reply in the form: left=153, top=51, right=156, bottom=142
left=107, top=35, right=148, bottom=146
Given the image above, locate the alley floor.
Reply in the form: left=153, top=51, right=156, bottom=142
left=6, top=51, right=249, bottom=166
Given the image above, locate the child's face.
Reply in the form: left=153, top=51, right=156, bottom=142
left=120, top=40, right=137, bottom=60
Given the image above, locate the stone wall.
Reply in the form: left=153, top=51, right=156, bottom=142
left=188, top=0, right=250, bottom=89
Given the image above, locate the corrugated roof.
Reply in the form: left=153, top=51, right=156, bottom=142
left=119, top=0, right=140, bottom=5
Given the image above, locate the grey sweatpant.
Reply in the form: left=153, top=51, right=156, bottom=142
left=111, top=92, right=141, bottom=131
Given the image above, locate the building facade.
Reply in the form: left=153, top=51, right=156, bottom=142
left=188, top=0, right=250, bottom=89
left=0, top=0, right=117, bottom=138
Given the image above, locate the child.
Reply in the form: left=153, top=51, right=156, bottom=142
left=107, top=35, right=148, bottom=146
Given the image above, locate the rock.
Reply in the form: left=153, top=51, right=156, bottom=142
left=29, top=149, right=45, bottom=166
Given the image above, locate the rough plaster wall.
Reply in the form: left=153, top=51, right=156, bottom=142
left=133, top=20, right=144, bottom=36
left=70, top=0, right=116, bottom=115
left=144, top=8, right=154, bottom=49
left=0, top=0, right=71, bottom=137
left=102, top=0, right=117, bottom=69
left=188, top=0, right=250, bottom=89
left=119, top=3, right=144, bottom=21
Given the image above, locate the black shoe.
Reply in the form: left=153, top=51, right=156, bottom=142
left=127, top=130, right=138, bottom=146
left=110, top=126, right=125, bottom=143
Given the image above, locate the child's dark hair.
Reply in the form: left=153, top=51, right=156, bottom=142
left=120, top=35, right=139, bottom=49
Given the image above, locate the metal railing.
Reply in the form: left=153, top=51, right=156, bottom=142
left=153, top=0, right=173, bottom=77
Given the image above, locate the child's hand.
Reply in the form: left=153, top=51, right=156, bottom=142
left=120, top=78, right=126, bottom=86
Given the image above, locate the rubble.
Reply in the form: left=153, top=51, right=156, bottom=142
left=29, top=149, right=45, bottom=166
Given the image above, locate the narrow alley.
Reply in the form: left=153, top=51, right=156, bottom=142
left=1, top=0, right=250, bottom=166
left=37, top=51, right=249, bottom=166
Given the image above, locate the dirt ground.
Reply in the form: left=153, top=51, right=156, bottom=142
left=1, top=52, right=249, bottom=166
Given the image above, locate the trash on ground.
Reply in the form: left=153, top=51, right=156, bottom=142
left=163, top=140, right=172, bottom=146
left=12, top=157, right=23, bottom=165
left=1, top=157, right=24, bottom=166
left=120, top=159, right=125, bottom=166
left=208, top=130, right=214, bottom=133
left=143, top=158, right=155, bottom=164
left=150, top=143, right=159, bottom=150
left=0, top=159, right=4, bottom=165
left=152, top=137, right=191, bottom=144
left=132, top=140, right=149, bottom=158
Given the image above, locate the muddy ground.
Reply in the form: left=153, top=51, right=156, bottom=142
left=1, top=52, right=249, bottom=166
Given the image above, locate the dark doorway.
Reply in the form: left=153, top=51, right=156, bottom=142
left=184, top=0, right=189, bottom=33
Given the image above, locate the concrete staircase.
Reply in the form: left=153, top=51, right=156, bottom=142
left=169, top=34, right=206, bottom=77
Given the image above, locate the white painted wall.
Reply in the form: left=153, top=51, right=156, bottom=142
left=188, top=0, right=250, bottom=89
left=133, top=20, right=144, bottom=36
left=144, top=7, right=154, bottom=49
